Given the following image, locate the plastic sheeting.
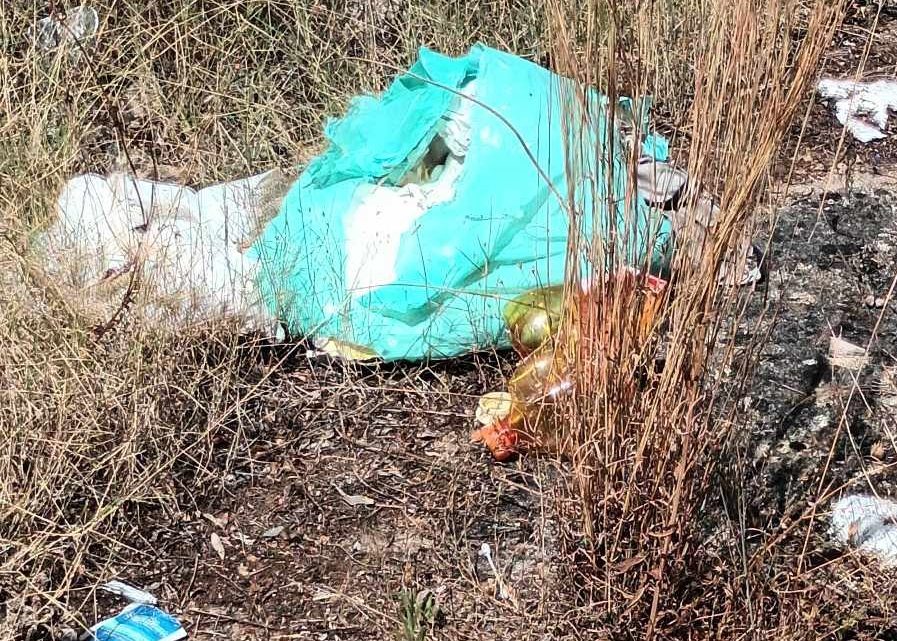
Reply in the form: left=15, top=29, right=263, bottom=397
left=818, top=78, right=897, bottom=143
left=830, top=494, right=897, bottom=567
left=250, top=43, right=673, bottom=361
left=42, top=169, right=286, bottom=332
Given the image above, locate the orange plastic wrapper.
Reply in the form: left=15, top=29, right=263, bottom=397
left=471, top=416, right=520, bottom=462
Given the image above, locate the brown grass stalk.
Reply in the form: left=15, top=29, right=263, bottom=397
left=544, top=0, right=847, bottom=636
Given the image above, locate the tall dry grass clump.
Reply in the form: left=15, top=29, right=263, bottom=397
left=0, top=288, right=276, bottom=637
left=545, top=0, right=847, bottom=636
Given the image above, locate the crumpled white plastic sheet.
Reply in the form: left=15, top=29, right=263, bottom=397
left=40, top=169, right=287, bottom=333
left=830, top=493, right=897, bottom=567
left=33, top=6, right=99, bottom=53
left=818, top=78, right=897, bottom=143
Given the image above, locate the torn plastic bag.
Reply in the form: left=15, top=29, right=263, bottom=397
left=250, top=43, right=674, bottom=361
left=33, top=6, right=99, bottom=53
left=635, top=157, right=766, bottom=287
left=41, top=169, right=289, bottom=332
left=818, top=78, right=897, bottom=143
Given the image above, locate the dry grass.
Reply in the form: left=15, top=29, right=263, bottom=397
left=0, top=2, right=552, bottom=637
left=2, top=0, right=895, bottom=639
left=540, top=0, right=864, bottom=637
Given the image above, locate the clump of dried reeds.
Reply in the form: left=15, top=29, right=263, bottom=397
left=545, top=0, right=847, bottom=636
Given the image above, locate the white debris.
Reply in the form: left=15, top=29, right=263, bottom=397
left=478, top=543, right=510, bottom=599
left=100, top=580, right=157, bottom=605
left=635, top=157, right=763, bottom=287
left=344, top=157, right=462, bottom=296
left=33, top=6, right=99, bottom=52
left=475, top=391, right=513, bottom=426
left=40, top=169, right=287, bottom=333
left=830, top=494, right=897, bottom=567
left=636, top=158, right=688, bottom=205
left=818, top=78, right=897, bottom=143
left=828, top=336, right=868, bottom=370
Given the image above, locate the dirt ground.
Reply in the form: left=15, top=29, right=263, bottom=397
left=83, top=177, right=897, bottom=640
left=28, top=6, right=897, bottom=641
left=104, top=358, right=575, bottom=640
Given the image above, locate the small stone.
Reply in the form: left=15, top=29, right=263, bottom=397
left=58, top=628, right=78, bottom=641
left=788, top=290, right=817, bottom=305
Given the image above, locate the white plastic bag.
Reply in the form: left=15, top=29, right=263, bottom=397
left=43, top=169, right=287, bottom=333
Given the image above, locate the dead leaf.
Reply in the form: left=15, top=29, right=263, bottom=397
left=262, top=526, right=285, bottom=539
left=333, top=483, right=375, bottom=507
left=392, top=531, right=432, bottom=555
left=202, top=512, right=227, bottom=529
left=613, top=554, right=646, bottom=574
left=312, top=588, right=339, bottom=603
left=210, top=532, right=226, bottom=560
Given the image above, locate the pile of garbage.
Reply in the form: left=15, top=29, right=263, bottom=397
left=466, top=149, right=767, bottom=461
left=41, top=43, right=762, bottom=362
left=45, top=169, right=289, bottom=335
left=34, top=8, right=897, bottom=586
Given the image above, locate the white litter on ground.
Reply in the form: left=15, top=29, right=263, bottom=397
left=828, top=335, right=868, bottom=370
left=101, top=580, right=158, bottom=605
left=817, top=78, right=897, bottom=143
left=33, top=6, right=99, bottom=52
left=830, top=494, right=897, bottom=567
left=634, top=157, right=764, bottom=287
left=41, top=169, right=287, bottom=333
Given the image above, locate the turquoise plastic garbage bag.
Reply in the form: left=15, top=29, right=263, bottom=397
left=250, top=44, right=673, bottom=361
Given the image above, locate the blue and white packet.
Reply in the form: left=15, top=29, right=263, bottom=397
left=84, top=603, right=187, bottom=641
